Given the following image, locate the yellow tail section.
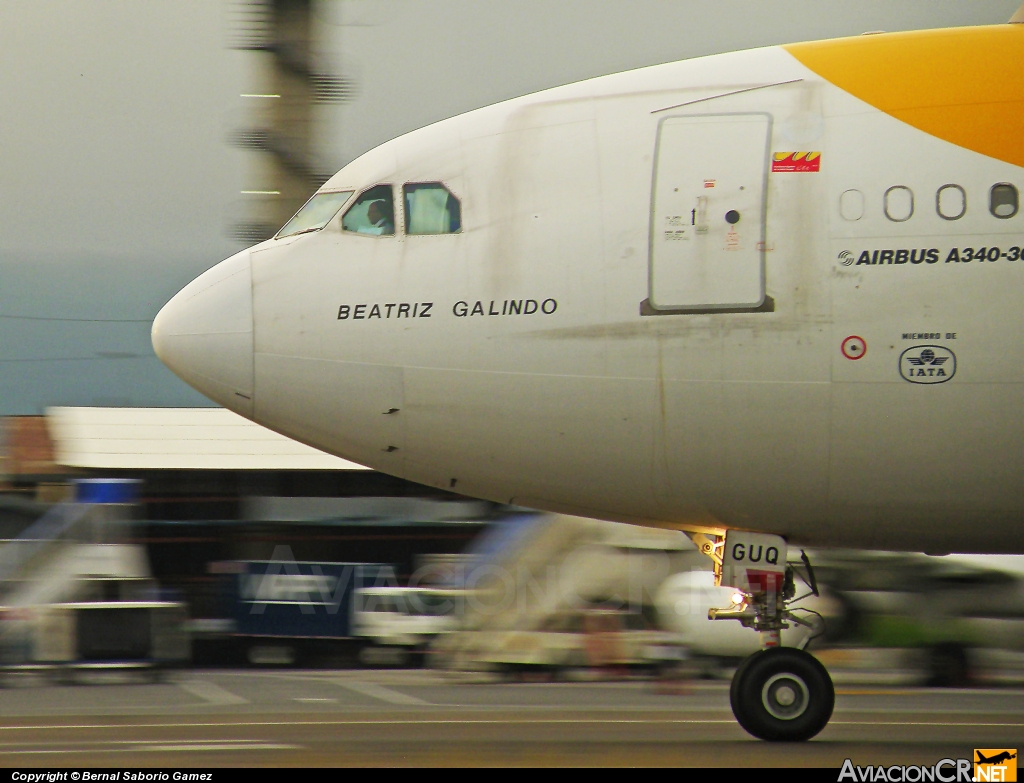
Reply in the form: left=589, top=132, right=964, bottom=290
left=785, top=25, right=1024, bottom=168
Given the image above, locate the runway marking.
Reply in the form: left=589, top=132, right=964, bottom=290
left=0, top=739, right=281, bottom=747
left=138, top=743, right=299, bottom=752
left=0, top=742, right=300, bottom=754
left=831, top=721, right=1024, bottom=727
left=177, top=680, right=248, bottom=706
left=333, top=680, right=429, bottom=706
left=0, top=718, right=1019, bottom=731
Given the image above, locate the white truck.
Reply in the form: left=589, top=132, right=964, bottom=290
left=351, top=586, right=458, bottom=665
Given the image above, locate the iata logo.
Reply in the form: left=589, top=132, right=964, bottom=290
left=899, top=345, right=956, bottom=384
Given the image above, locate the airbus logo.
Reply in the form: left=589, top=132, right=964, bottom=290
left=838, top=250, right=855, bottom=266
left=900, top=345, right=956, bottom=384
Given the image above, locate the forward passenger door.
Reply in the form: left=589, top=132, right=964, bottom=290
left=648, top=113, right=771, bottom=311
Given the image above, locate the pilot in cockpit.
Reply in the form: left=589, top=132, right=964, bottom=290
left=363, top=199, right=394, bottom=235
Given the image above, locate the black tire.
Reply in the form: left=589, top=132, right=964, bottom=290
left=729, top=648, right=834, bottom=742
left=729, top=651, right=762, bottom=713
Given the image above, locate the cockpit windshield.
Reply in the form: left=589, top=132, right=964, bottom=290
left=276, top=190, right=353, bottom=239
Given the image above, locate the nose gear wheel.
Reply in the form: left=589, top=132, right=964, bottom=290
left=730, top=647, right=834, bottom=741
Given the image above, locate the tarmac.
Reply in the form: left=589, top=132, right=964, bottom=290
left=0, top=668, right=1019, bottom=767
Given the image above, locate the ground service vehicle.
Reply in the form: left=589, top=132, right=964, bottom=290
left=351, top=586, right=457, bottom=665
left=218, top=560, right=392, bottom=665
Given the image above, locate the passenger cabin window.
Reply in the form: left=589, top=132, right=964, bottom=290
left=884, top=186, right=914, bottom=222
left=839, top=189, right=864, bottom=221
left=990, top=183, right=1019, bottom=219
left=403, top=183, right=461, bottom=235
left=936, top=185, right=966, bottom=221
left=342, top=185, right=395, bottom=235
left=276, top=190, right=353, bottom=238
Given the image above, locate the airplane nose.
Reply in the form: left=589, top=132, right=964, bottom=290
left=152, top=248, right=254, bottom=416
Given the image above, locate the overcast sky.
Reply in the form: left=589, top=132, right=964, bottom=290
left=0, top=0, right=1018, bottom=412
left=324, top=0, right=1022, bottom=167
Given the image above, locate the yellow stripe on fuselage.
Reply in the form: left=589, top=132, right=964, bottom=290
left=785, top=25, right=1024, bottom=168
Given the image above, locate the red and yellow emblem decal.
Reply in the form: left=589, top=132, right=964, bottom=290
left=771, top=152, right=821, bottom=172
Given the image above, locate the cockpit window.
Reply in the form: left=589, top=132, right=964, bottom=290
left=276, top=190, right=353, bottom=238
left=404, top=183, right=462, bottom=235
left=342, top=185, right=395, bottom=236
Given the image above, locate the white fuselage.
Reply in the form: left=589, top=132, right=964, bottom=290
left=153, top=34, right=1024, bottom=554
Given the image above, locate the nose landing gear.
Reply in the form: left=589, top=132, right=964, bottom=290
left=693, top=532, right=835, bottom=742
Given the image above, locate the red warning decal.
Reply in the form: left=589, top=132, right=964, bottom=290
left=771, top=151, right=821, bottom=172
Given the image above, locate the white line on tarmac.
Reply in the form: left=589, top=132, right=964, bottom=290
left=140, top=743, right=299, bottom=752
left=0, top=719, right=1020, bottom=731
left=333, top=680, right=429, bottom=706
left=177, top=680, right=249, bottom=705
left=830, top=721, right=1024, bottom=727
left=0, top=739, right=274, bottom=746
left=0, top=743, right=299, bottom=754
